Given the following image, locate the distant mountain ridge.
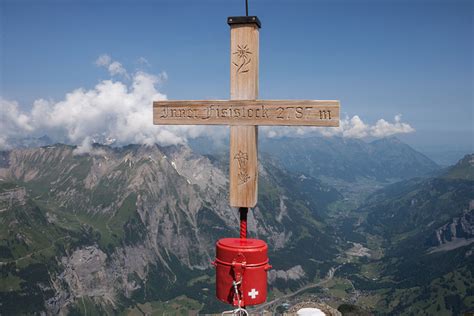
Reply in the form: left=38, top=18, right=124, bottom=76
left=189, top=136, right=440, bottom=181
left=6, top=135, right=440, bottom=183
left=259, top=136, right=439, bottom=182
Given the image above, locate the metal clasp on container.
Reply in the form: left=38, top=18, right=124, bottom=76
left=231, top=252, right=247, bottom=281
left=231, top=253, right=247, bottom=306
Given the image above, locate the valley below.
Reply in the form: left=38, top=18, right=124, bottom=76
left=0, top=136, right=472, bottom=315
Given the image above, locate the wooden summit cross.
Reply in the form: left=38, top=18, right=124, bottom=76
left=153, top=16, right=340, bottom=208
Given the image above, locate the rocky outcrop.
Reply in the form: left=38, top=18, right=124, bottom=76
left=428, top=202, right=474, bottom=252
left=61, top=246, right=114, bottom=301
left=434, top=211, right=474, bottom=244
left=269, top=265, right=306, bottom=284
left=0, top=186, right=27, bottom=207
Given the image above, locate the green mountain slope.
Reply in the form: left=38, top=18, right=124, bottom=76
left=442, top=154, right=474, bottom=181
left=338, top=155, right=474, bottom=315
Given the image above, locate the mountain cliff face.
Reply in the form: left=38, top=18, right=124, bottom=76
left=429, top=207, right=474, bottom=249
left=0, top=143, right=341, bottom=315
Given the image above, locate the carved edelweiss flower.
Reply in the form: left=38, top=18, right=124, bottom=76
left=234, top=44, right=252, bottom=60
left=234, top=151, right=250, bottom=184
left=233, top=44, right=252, bottom=74
left=234, top=150, right=249, bottom=162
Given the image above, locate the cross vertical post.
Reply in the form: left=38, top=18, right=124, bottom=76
left=228, top=16, right=261, bottom=208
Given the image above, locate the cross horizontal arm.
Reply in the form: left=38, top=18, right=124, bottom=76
left=153, top=100, right=340, bottom=126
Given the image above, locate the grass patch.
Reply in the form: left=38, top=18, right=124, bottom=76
left=187, top=274, right=212, bottom=287
left=325, top=277, right=352, bottom=299
left=0, top=274, right=22, bottom=291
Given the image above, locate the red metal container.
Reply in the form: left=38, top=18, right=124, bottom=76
left=213, top=238, right=271, bottom=307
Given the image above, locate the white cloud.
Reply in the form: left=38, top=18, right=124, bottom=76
left=108, top=61, right=128, bottom=77
left=0, top=56, right=221, bottom=150
left=137, top=57, right=151, bottom=67
left=95, top=54, right=111, bottom=67
left=370, top=114, right=415, bottom=138
left=28, top=70, right=177, bottom=146
left=95, top=54, right=129, bottom=78
left=0, top=98, right=34, bottom=149
left=262, top=114, right=415, bottom=139
left=0, top=55, right=415, bottom=150
left=73, top=137, right=93, bottom=155
left=72, top=137, right=108, bottom=156
left=343, top=115, right=370, bottom=138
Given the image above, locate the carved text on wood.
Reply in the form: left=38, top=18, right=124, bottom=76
left=153, top=100, right=340, bottom=127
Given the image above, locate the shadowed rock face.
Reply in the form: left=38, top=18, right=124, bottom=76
left=428, top=207, right=474, bottom=252
left=0, top=143, right=341, bottom=314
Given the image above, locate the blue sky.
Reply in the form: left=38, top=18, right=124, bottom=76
left=1, top=0, right=472, bottom=158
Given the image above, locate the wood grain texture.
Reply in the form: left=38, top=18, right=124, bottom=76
left=229, top=23, right=259, bottom=207
left=153, top=100, right=340, bottom=126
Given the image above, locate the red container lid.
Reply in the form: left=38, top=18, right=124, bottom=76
left=216, top=238, right=268, bottom=266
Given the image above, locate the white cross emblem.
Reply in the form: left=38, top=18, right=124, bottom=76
left=248, top=288, right=259, bottom=299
